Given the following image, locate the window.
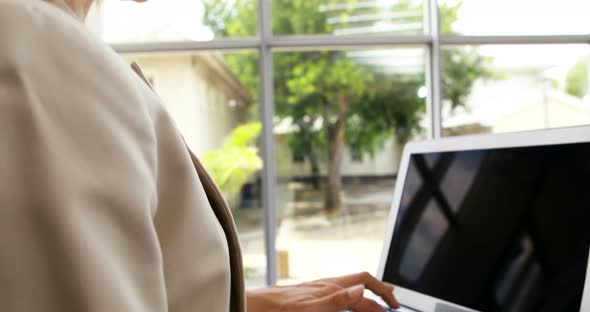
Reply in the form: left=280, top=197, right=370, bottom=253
left=272, top=0, right=425, bottom=36
left=96, top=0, right=590, bottom=286
left=273, top=48, right=427, bottom=284
left=292, top=152, right=305, bottom=163
left=442, top=45, right=590, bottom=136
left=350, top=145, right=364, bottom=163
left=439, top=0, right=590, bottom=36
left=95, top=0, right=257, bottom=44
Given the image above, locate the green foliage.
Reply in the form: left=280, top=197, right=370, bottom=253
left=443, top=47, right=495, bottom=111
left=202, top=0, right=257, bottom=36
left=272, top=0, right=334, bottom=35
left=348, top=75, right=426, bottom=151
left=225, top=53, right=260, bottom=110
left=565, top=57, right=589, bottom=98
left=201, top=0, right=491, bottom=168
left=439, top=1, right=462, bottom=34
left=201, top=122, right=263, bottom=200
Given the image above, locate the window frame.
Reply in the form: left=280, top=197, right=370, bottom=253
left=110, top=0, right=590, bottom=286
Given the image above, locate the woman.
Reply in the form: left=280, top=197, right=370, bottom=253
left=0, top=0, right=400, bottom=311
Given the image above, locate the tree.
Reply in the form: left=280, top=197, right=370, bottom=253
left=202, top=0, right=492, bottom=214
left=276, top=51, right=372, bottom=213
left=565, top=57, right=589, bottom=98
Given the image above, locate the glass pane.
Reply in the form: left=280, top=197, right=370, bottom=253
left=90, top=0, right=257, bottom=44
left=440, top=0, right=590, bottom=36
left=271, top=48, right=428, bottom=284
left=442, top=45, right=590, bottom=136
left=272, top=0, right=426, bottom=36
left=120, top=51, right=265, bottom=288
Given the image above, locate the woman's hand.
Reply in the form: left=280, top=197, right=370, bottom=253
left=246, top=271, right=400, bottom=312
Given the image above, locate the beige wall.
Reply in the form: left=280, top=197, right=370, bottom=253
left=276, top=134, right=401, bottom=179
left=340, top=135, right=400, bottom=176
left=493, top=99, right=590, bottom=133
left=122, top=53, right=250, bottom=157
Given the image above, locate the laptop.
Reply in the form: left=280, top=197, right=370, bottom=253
left=374, top=126, right=590, bottom=312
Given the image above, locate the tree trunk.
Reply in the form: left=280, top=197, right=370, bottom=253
left=324, top=95, right=349, bottom=214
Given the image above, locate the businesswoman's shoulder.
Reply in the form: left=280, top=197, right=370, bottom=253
left=0, top=0, right=151, bottom=107
left=0, top=0, right=159, bottom=183
left=0, top=0, right=159, bottom=158
left=0, top=2, right=168, bottom=310
left=0, top=0, right=97, bottom=63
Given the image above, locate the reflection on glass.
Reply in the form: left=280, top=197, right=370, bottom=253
left=442, top=45, right=590, bottom=136
left=440, top=151, right=484, bottom=212
left=423, top=153, right=440, bottom=169
left=272, top=48, right=427, bottom=284
left=440, top=0, right=590, bottom=36
left=399, top=199, right=449, bottom=281
left=398, top=160, right=422, bottom=220
left=91, top=0, right=257, bottom=44
left=120, top=51, right=266, bottom=287
left=383, top=143, right=590, bottom=311
left=493, top=235, right=536, bottom=307
left=272, top=0, right=425, bottom=36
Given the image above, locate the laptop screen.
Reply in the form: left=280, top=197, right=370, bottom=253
left=382, top=142, right=590, bottom=312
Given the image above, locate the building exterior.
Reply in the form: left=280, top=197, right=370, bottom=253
left=492, top=91, right=590, bottom=133
left=122, top=52, right=253, bottom=156
left=445, top=57, right=590, bottom=135
left=274, top=130, right=402, bottom=181
left=87, top=2, right=252, bottom=157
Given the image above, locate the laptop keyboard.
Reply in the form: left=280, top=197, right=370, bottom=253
left=342, top=307, right=400, bottom=312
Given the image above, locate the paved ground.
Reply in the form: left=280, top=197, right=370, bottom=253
left=233, top=179, right=397, bottom=288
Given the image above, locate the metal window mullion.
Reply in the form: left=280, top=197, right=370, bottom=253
left=112, top=35, right=590, bottom=55
left=112, top=37, right=262, bottom=53
left=269, top=34, right=431, bottom=49
left=426, top=0, right=442, bottom=139
left=258, top=0, right=278, bottom=287
left=440, top=34, right=590, bottom=45
left=112, top=35, right=432, bottom=54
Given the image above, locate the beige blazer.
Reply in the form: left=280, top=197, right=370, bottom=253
left=0, top=0, right=245, bottom=311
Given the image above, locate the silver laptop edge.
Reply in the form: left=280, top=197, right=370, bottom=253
left=376, top=125, right=590, bottom=312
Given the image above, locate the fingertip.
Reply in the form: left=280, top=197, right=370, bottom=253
left=347, top=284, right=365, bottom=302
left=384, top=292, right=400, bottom=309
left=392, top=297, right=401, bottom=309
left=387, top=283, right=400, bottom=309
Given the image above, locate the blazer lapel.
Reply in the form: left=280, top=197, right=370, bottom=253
left=131, top=63, right=246, bottom=312
left=130, top=62, right=155, bottom=92
left=186, top=149, right=246, bottom=312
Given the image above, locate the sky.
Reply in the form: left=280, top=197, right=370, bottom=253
left=92, top=0, right=214, bottom=42
left=95, top=0, right=590, bottom=39
left=447, top=0, right=590, bottom=36
left=444, top=0, right=590, bottom=77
